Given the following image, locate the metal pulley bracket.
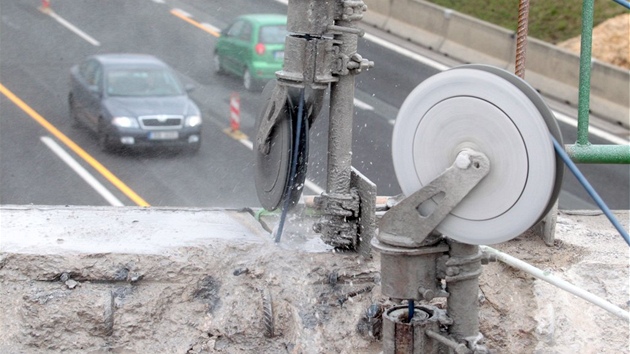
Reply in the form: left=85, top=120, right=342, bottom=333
left=254, top=80, right=310, bottom=211
left=378, top=150, right=490, bottom=248
left=391, top=65, right=563, bottom=245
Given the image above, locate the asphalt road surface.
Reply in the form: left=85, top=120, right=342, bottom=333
left=1, top=0, right=628, bottom=211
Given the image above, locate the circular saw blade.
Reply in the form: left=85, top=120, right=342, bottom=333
left=255, top=81, right=293, bottom=211
left=254, top=81, right=309, bottom=211
left=392, top=66, right=557, bottom=245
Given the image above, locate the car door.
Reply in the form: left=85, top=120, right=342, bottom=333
left=231, top=21, right=253, bottom=75
left=82, top=60, right=104, bottom=129
left=71, top=59, right=98, bottom=129
left=220, top=20, right=251, bottom=75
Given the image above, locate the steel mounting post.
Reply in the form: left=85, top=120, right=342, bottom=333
left=308, top=0, right=374, bottom=250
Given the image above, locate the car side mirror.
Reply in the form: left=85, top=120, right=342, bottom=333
left=185, top=84, right=195, bottom=93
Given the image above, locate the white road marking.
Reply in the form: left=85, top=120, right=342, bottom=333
left=354, top=98, right=373, bottom=111
left=553, top=111, right=628, bottom=145
left=171, top=8, right=192, bottom=18
left=40, top=136, right=124, bottom=206
left=238, top=138, right=253, bottom=150
left=47, top=11, right=100, bottom=46
left=201, top=22, right=221, bottom=33
left=363, top=33, right=450, bottom=71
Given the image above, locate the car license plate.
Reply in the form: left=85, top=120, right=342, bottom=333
left=275, top=51, right=284, bottom=60
left=149, top=131, right=178, bottom=140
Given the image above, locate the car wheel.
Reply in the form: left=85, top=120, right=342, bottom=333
left=243, top=68, right=255, bottom=91
left=185, top=141, right=201, bottom=154
left=98, top=120, right=114, bottom=153
left=213, top=53, right=224, bottom=75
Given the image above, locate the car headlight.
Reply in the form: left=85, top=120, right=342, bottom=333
left=186, top=115, right=202, bottom=127
left=111, top=116, right=139, bottom=128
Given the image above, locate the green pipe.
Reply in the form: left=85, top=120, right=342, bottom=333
left=565, top=144, right=630, bottom=164
left=577, top=0, right=595, bottom=146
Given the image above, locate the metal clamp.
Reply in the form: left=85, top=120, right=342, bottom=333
left=313, top=189, right=360, bottom=217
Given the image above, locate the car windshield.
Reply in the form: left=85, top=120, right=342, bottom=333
left=259, top=25, right=286, bottom=44
left=106, top=68, right=184, bottom=97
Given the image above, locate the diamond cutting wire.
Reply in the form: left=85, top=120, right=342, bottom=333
left=274, top=87, right=306, bottom=243
left=551, top=136, right=630, bottom=246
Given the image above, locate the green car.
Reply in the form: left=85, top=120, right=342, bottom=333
left=213, top=14, right=287, bottom=91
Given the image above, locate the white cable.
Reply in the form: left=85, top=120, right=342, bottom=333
left=480, top=245, right=629, bottom=322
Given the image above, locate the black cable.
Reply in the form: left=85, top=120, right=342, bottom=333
left=275, top=87, right=306, bottom=243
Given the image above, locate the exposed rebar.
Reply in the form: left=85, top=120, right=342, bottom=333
left=514, top=0, right=530, bottom=79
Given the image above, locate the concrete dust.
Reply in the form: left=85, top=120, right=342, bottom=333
left=0, top=206, right=628, bottom=353
left=478, top=210, right=629, bottom=353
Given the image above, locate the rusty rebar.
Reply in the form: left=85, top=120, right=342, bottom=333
left=514, top=0, right=530, bottom=79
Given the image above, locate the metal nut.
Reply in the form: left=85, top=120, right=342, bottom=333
left=446, top=266, right=460, bottom=276
left=418, top=288, right=435, bottom=301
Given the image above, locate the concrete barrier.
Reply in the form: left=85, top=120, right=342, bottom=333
left=439, top=10, right=515, bottom=68
left=590, top=60, right=630, bottom=127
left=362, top=0, right=630, bottom=127
left=386, top=0, right=449, bottom=50
left=524, top=38, right=582, bottom=104
left=361, top=0, right=390, bottom=28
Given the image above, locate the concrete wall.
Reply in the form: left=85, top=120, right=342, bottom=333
left=362, top=0, right=629, bottom=128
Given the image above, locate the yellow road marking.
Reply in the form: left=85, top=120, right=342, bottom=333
left=222, top=127, right=248, bottom=140
left=0, top=83, right=150, bottom=207
left=170, top=9, right=220, bottom=37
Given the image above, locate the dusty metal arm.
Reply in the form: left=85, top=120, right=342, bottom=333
left=378, top=150, right=490, bottom=248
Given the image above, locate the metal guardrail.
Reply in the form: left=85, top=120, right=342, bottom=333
left=567, top=0, right=630, bottom=164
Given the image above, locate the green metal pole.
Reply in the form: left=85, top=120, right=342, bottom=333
left=565, top=144, right=630, bottom=164
left=576, top=0, right=595, bottom=146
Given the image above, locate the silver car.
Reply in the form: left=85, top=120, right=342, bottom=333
left=69, top=54, right=202, bottom=153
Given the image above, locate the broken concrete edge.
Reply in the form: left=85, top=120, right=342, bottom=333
left=0, top=205, right=385, bottom=353
left=0, top=206, right=628, bottom=353
left=0, top=204, right=272, bottom=255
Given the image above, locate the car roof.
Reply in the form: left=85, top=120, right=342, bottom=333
left=91, top=54, right=169, bottom=69
left=237, top=14, right=287, bottom=26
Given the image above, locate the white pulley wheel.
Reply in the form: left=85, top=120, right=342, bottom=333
left=392, top=66, right=557, bottom=245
